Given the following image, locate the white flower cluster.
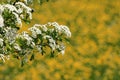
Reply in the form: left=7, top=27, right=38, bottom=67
left=0, top=3, right=22, bottom=27
left=15, top=2, right=33, bottom=19
left=44, top=35, right=56, bottom=51
left=4, top=27, right=17, bottom=44
left=16, top=32, right=35, bottom=47
left=0, top=1, right=33, bottom=28
left=28, top=25, right=42, bottom=38
left=0, top=1, right=34, bottom=62
left=28, top=22, right=71, bottom=55
left=47, top=22, right=71, bottom=37
left=0, top=1, right=71, bottom=63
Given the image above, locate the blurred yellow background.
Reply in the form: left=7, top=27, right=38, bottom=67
left=0, top=0, right=120, bottom=80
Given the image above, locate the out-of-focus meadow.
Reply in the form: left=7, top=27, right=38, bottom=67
left=0, top=0, right=120, bottom=80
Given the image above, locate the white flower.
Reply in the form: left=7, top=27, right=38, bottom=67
left=33, top=24, right=48, bottom=32
left=43, top=35, right=51, bottom=39
left=17, top=8, right=23, bottom=14
left=28, top=26, right=41, bottom=38
left=52, top=22, right=62, bottom=32
left=4, top=27, right=17, bottom=44
left=61, top=25, right=71, bottom=37
left=22, top=32, right=33, bottom=45
left=42, top=25, right=48, bottom=32
left=47, top=22, right=52, bottom=26
left=56, top=43, right=65, bottom=55
left=44, top=35, right=56, bottom=50
left=60, top=50, right=65, bottom=55
left=47, top=22, right=61, bottom=32
left=51, top=22, right=59, bottom=27
left=49, top=39, right=56, bottom=51
left=47, top=22, right=71, bottom=37
left=0, top=15, right=4, bottom=27
left=21, top=32, right=35, bottom=47
left=12, top=12, right=22, bottom=27
left=31, top=42, right=35, bottom=48
left=0, top=5, right=4, bottom=13
left=0, top=38, right=3, bottom=46
left=17, top=32, right=35, bottom=47
left=49, top=29, right=54, bottom=33
left=3, top=4, right=18, bottom=12
left=0, top=54, right=6, bottom=62
left=14, top=43, right=21, bottom=51
left=36, top=45, right=42, bottom=53
left=15, top=2, right=32, bottom=19
left=0, top=3, right=22, bottom=27
left=0, top=54, right=10, bottom=62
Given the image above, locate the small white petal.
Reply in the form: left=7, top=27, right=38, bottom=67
left=0, top=15, right=4, bottom=27
left=61, top=50, right=65, bottom=55
left=0, top=38, right=3, bottom=46
left=14, top=43, right=21, bottom=51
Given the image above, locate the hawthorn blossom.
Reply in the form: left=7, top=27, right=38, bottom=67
left=33, top=24, right=48, bottom=32
left=56, top=43, right=65, bottom=55
left=36, top=45, right=42, bottom=53
left=61, top=25, right=71, bottom=37
left=4, top=27, right=17, bottom=44
left=28, top=26, right=42, bottom=38
left=48, top=39, right=56, bottom=51
left=0, top=3, right=22, bottom=27
left=47, top=22, right=71, bottom=37
left=41, top=25, right=48, bottom=32
left=17, top=32, right=35, bottom=47
left=12, top=12, right=22, bottom=27
left=2, top=4, right=18, bottom=12
left=44, top=35, right=56, bottom=51
left=0, top=0, right=71, bottom=63
left=14, top=43, right=21, bottom=51
left=15, top=2, right=33, bottom=19
left=51, top=22, right=61, bottom=31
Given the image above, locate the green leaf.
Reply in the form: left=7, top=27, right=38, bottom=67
left=65, top=38, right=70, bottom=43
left=13, top=54, right=20, bottom=60
left=30, top=54, right=34, bottom=61
left=50, top=51, right=54, bottom=57
left=21, top=60, right=24, bottom=67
